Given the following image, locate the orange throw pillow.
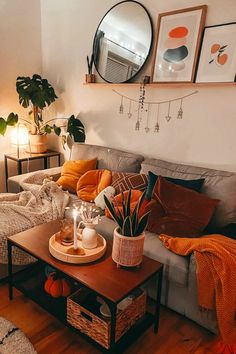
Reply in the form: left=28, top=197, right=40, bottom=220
left=57, top=158, right=97, bottom=193
left=149, top=176, right=219, bottom=237
left=105, top=189, right=155, bottom=220
left=77, top=169, right=112, bottom=202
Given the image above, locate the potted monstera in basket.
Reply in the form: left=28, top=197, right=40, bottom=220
left=104, top=190, right=150, bottom=267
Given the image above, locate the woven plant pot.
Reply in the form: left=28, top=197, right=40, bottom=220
left=112, top=227, right=145, bottom=267
left=28, top=134, right=47, bottom=153
left=85, top=74, right=96, bottom=83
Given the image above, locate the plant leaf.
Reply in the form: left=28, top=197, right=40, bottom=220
left=131, top=209, right=138, bottom=236
left=44, top=124, right=52, bottom=134
left=135, top=211, right=150, bottom=235
left=126, top=189, right=132, bottom=217
left=104, top=195, right=122, bottom=229
left=53, top=124, right=61, bottom=136
left=121, top=191, right=127, bottom=218
left=134, top=190, right=146, bottom=217
left=67, top=115, right=85, bottom=142
left=7, top=112, right=18, bottom=126
left=16, top=74, right=57, bottom=111
left=0, top=118, right=7, bottom=135
left=122, top=216, right=132, bottom=237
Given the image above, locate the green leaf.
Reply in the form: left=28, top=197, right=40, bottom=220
left=135, top=190, right=146, bottom=216
left=122, top=216, right=132, bottom=237
left=16, top=74, right=57, bottom=111
left=104, top=195, right=122, bottom=229
left=0, top=118, right=7, bottom=135
left=135, top=212, right=150, bottom=236
left=7, top=112, right=18, bottom=126
left=44, top=124, right=52, bottom=134
left=67, top=115, right=85, bottom=142
left=126, top=189, right=132, bottom=217
left=53, top=124, right=61, bottom=136
left=131, top=209, right=138, bottom=236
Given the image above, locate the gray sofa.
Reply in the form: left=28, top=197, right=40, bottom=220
left=7, top=143, right=236, bottom=334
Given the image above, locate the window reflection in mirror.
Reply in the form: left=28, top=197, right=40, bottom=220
left=93, top=1, right=153, bottom=83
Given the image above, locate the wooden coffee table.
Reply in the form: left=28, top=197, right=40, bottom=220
left=7, top=220, right=163, bottom=352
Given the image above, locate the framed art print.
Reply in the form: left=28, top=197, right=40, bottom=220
left=151, top=6, right=207, bottom=83
left=196, top=22, right=236, bottom=83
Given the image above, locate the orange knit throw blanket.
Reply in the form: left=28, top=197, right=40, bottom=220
left=159, top=234, right=236, bottom=345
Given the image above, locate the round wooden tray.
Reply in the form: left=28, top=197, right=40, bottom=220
left=49, top=232, right=107, bottom=264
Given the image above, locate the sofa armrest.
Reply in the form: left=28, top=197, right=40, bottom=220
left=7, top=166, right=62, bottom=193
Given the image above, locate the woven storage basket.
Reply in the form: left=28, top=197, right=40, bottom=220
left=112, top=227, right=145, bottom=267
left=67, top=287, right=146, bottom=349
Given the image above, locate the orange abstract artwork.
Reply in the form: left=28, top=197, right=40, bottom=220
left=209, top=43, right=228, bottom=66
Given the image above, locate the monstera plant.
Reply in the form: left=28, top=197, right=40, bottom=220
left=0, top=74, right=86, bottom=151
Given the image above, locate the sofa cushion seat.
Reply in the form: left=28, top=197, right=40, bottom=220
left=96, top=216, right=189, bottom=286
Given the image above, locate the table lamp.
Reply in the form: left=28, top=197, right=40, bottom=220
left=10, top=123, right=29, bottom=158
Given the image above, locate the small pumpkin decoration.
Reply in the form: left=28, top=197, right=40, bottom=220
left=44, top=272, right=72, bottom=298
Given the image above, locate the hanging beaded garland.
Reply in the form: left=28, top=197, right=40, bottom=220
left=154, top=104, right=160, bottom=133
left=115, top=87, right=198, bottom=133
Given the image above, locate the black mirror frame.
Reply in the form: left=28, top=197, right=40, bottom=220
left=92, top=0, right=153, bottom=83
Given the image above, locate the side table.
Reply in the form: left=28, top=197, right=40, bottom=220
left=4, top=150, right=61, bottom=192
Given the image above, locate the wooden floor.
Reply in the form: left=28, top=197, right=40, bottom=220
left=0, top=284, right=216, bottom=354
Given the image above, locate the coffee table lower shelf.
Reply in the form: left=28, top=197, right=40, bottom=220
left=9, top=260, right=160, bottom=353
left=8, top=228, right=163, bottom=354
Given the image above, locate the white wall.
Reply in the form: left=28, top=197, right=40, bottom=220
left=0, top=0, right=42, bottom=191
left=40, top=0, right=236, bottom=173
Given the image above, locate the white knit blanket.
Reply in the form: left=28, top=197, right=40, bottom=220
left=0, top=172, right=70, bottom=265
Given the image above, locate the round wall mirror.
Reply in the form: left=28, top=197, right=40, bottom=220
left=93, top=1, right=153, bottom=83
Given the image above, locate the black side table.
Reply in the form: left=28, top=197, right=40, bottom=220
left=4, top=150, right=61, bottom=192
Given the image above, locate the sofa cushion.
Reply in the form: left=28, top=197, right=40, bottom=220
left=57, top=159, right=97, bottom=193
left=96, top=216, right=189, bottom=286
left=111, top=172, right=148, bottom=195
left=71, top=143, right=143, bottom=173
left=141, top=158, right=236, bottom=227
left=150, top=176, right=219, bottom=237
left=77, top=169, right=112, bottom=202
left=146, top=171, right=205, bottom=200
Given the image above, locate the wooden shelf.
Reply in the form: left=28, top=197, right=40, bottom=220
left=83, top=82, right=236, bottom=88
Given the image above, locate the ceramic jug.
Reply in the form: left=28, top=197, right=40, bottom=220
left=79, top=222, right=98, bottom=249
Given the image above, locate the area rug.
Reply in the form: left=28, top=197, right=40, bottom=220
left=0, top=317, right=36, bottom=354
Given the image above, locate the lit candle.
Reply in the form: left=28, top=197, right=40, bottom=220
left=73, top=209, right=78, bottom=250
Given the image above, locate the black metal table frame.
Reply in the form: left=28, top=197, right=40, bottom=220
left=7, top=239, right=163, bottom=353
left=4, top=152, right=61, bottom=192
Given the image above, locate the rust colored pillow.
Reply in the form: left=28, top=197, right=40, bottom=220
left=56, top=158, right=97, bottom=193
left=147, top=215, right=202, bottom=237
left=149, top=176, right=220, bottom=236
left=111, top=172, right=148, bottom=195
left=77, top=169, right=112, bottom=202
left=105, top=189, right=155, bottom=220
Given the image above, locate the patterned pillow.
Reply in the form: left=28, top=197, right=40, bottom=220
left=111, top=172, right=148, bottom=195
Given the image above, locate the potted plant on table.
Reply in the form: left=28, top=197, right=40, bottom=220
left=0, top=74, right=86, bottom=152
left=85, top=54, right=95, bottom=83
left=104, top=190, right=150, bottom=267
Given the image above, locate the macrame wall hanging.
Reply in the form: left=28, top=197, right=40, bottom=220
left=113, top=84, right=198, bottom=133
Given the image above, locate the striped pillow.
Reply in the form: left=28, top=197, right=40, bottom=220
left=111, top=172, right=148, bottom=195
